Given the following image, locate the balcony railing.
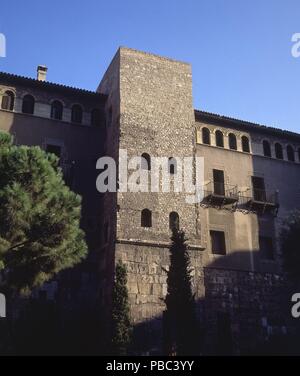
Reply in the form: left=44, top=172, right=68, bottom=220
left=202, top=181, right=239, bottom=205
left=239, top=188, right=279, bottom=213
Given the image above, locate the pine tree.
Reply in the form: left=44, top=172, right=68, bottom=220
left=164, top=228, right=198, bottom=355
left=111, top=260, right=132, bottom=355
left=0, top=132, right=87, bottom=295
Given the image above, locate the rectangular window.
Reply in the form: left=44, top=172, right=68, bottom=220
left=259, top=236, right=274, bottom=260
left=213, top=169, right=225, bottom=196
left=210, top=230, right=226, bottom=255
left=46, top=144, right=61, bottom=159
left=252, top=176, right=266, bottom=202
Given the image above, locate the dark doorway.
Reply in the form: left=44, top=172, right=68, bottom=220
left=252, top=176, right=266, bottom=202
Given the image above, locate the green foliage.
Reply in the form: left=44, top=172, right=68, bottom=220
left=164, top=228, right=198, bottom=355
left=111, top=260, right=131, bottom=355
left=281, top=210, right=300, bottom=282
left=0, top=132, right=13, bottom=148
left=0, top=132, right=87, bottom=294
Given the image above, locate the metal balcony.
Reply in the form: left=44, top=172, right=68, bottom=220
left=202, top=181, right=239, bottom=206
left=239, top=188, right=279, bottom=214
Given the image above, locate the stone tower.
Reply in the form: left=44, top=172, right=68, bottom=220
left=98, top=48, right=202, bottom=352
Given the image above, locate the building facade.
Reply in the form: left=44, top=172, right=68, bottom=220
left=1, top=48, right=300, bottom=355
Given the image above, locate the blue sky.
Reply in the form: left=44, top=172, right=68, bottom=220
left=0, top=0, right=299, bottom=132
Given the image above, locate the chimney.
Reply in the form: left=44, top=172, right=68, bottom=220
left=37, top=65, right=48, bottom=81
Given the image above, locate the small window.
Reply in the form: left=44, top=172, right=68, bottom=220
left=241, top=136, right=250, bottom=153
left=259, top=236, right=274, bottom=260
left=202, top=127, right=211, bottom=145
left=46, top=144, right=61, bottom=159
left=215, top=130, right=224, bottom=147
left=210, top=230, right=226, bottom=255
left=168, top=157, right=177, bottom=175
left=1, top=90, right=14, bottom=111
left=141, top=209, right=152, bottom=228
left=287, top=145, right=295, bottom=162
left=51, top=100, right=63, bottom=120
left=275, top=143, right=283, bottom=160
left=263, top=140, right=271, bottom=157
left=71, top=104, right=83, bottom=124
left=22, top=94, right=35, bottom=114
left=298, top=148, right=300, bottom=163
left=91, top=108, right=101, bottom=126
left=169, top=212, right=179, bottom=231
left=228, top=133, right=237, bottom=150
left=141, top=153, right=151, bottom=170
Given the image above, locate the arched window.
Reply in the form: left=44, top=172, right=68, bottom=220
left=141, top=209, right=152, bottom=228
left=71, top=104, right=83, bottom=124
left=51, top=100, right=63, bottom=120
left=228, top=133, right=237, bottom=150
left=242, top=136, right=250, bottom=153
left=168, top=157, right=177, bottom=175
left=215, top=130, right=224, bottom=147
left=141, top=153, right=151, bottom=170
left=263, top=140, right=271, bottom=157
left=91, top=108, right=101, bottom=126
left=202, top=127, right=211, bottom=145
left=1, top=90, right=14, bottom=111
left=22, top=94, right=35, bottom=114
left=169, top=212, right=179, bottom=231
left=287, top=145, right=295, bottom=162
left=275, top=143, right=283, bottom=160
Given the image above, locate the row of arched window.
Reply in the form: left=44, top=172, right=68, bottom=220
left=201, top=127, right=300, bottom=163
left=141, top=153, right=177, bottom=174
left=141, top=209, right=179, bottom=230
left=262, top=140, right=300, bottom=162
left=201, top=127, right=250, bottom=153
left=0, top=90, right=102, bottom=126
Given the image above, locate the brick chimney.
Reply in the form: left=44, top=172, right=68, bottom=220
left=37, top=65, right=48, bottom=81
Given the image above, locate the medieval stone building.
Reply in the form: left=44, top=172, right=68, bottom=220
left=1, top=47, right=300, bottom=355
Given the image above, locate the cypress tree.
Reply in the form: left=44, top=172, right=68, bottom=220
left=164, top=228, right=198, bottom=355
left=111, top=260, right=131, bottom=355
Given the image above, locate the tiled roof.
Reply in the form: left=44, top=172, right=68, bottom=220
left=195, top=110, right=300, bottom=141
left=0, top=71, right=107, bottom=100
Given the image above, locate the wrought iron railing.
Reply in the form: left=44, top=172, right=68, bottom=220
left=202, top=181, right=239, bottom=199
left=239, top=188, right=279, bottom=206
